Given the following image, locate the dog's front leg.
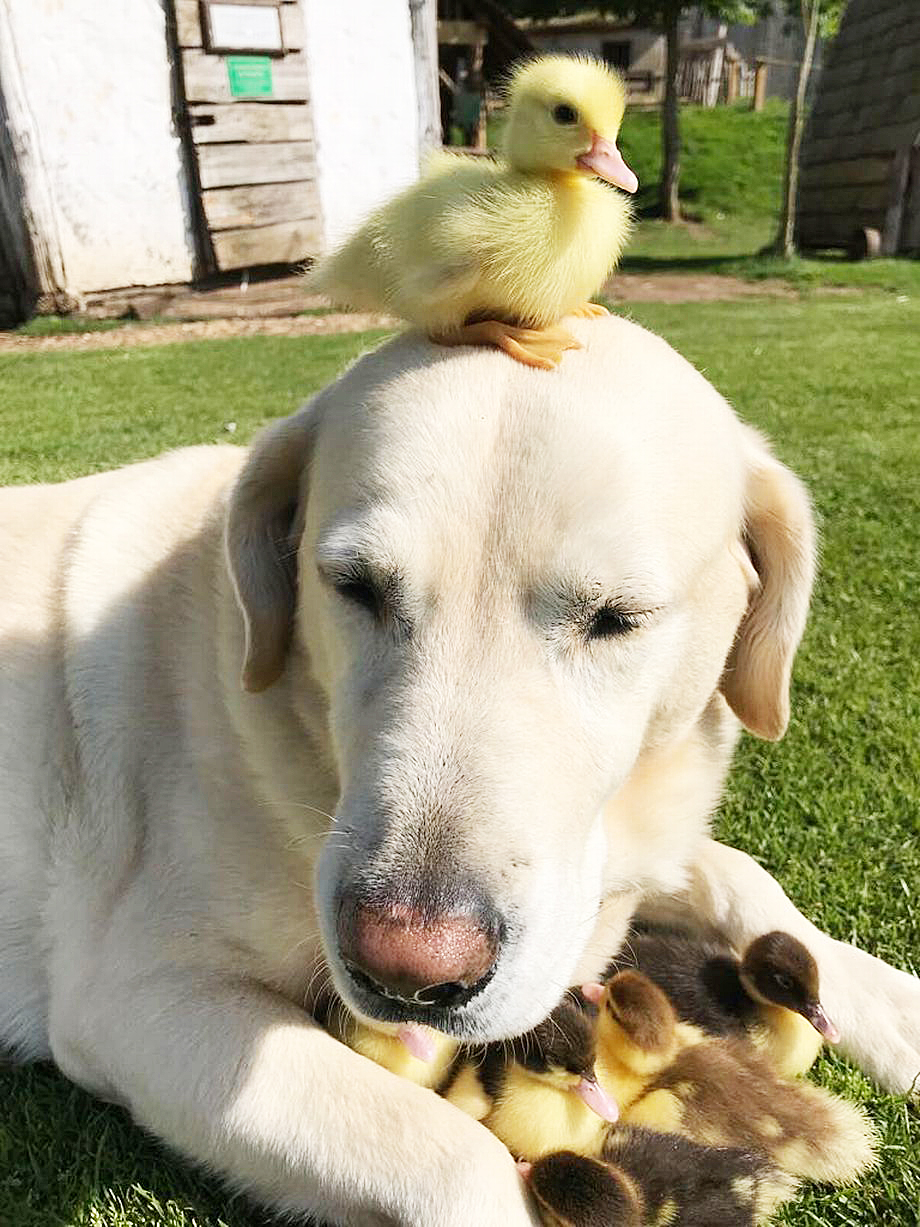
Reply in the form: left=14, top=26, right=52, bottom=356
left=50, top=972, right=540, bottom=1227
left=639, top=839, right=920, bottom=1097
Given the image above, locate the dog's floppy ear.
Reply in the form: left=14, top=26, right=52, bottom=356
left=224, top=407, right=316, bottom=692
left=720, top=428, right=816, bottom=741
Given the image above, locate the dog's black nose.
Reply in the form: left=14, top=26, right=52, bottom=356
left=339, top=888, right=502, bottom=1010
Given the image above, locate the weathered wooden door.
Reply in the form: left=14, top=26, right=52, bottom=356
left=174, top=0, right=321, bottom=272
left=900, top=137, right=920, bottom=254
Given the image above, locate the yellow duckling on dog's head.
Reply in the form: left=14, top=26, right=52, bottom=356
left=307, top=55, right=636, bottom=370
left=501, top=54, right=636, bottom=186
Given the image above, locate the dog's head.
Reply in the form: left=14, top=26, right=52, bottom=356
left=225, top=318, right=814, bottom=1040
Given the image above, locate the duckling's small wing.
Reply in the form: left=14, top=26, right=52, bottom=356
left=398, top=255, right=482, bottom=305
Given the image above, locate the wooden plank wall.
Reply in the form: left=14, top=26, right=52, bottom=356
left=175, top=0, right=321, bottom=270
left=796, top=0, right=920, bottom=253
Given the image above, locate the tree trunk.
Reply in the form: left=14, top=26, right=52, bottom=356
left=660, top=7, right=682, bottom=222
left=776, top=0, right=820, bottom=258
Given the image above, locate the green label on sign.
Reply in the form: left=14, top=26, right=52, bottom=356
left=227, top=56, right=273, bottom=98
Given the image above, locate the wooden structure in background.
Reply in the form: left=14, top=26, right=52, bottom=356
left=438, top=17, right=488, bottom=148
left=797, top=0, right=920, bottom=255
left=0, top=86, right=37, bottom=325
left=677, top=36, right=753, bottom=107
left=173, top=0, right=320, bottom=271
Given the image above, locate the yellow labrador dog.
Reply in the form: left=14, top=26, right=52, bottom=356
left=1, top=317, right=917, bottom=1225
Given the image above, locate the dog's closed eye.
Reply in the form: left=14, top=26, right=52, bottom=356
left=586, top=604, right=646, bottom=640
left=319, top=559, right=410, bottom=637
left=334, top=571, right=384, bottom=619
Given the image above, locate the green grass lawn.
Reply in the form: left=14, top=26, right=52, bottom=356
left=1, top=300, right=918, bottom=1226
left=615, top=99, right=920, bottom=295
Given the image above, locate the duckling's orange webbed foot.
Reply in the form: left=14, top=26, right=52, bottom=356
left=567, top=302, right=610, bottom=319
left=431, top=321, right=582, bottom=370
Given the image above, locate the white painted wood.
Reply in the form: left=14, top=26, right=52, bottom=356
left=0, top=0, right=194, bottom=294
left=409, top=0, right=440, bottom=158
left=302, top=0, right=420, bottom=247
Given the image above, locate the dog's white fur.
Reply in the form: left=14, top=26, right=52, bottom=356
left=1, top=317, right=917, bottom=1226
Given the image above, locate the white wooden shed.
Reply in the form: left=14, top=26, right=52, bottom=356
left=0, top=0, right=437, bottom=323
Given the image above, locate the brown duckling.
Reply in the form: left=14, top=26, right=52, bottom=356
left=607, top=925, right=839, bottom=1077
left=526, top=1151, right=642, bottom=1227
left=584, top=969, right=703, bottom=1120
left=602, top=1126, right=796, bottom=1226
left=588, top=970, right=875, bottom=1185
left=527, top=1130, right=795, bottom=1227
left=447, top=999, right=618, bottom=1161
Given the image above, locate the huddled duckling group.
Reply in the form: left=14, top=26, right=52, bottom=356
left=607, top=924, right=840, bottom=1078
left=312, top=926, right=875, bottom=1226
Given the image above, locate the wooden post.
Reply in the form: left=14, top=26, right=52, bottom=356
left=753, top=60, right=768, bottom=112
left=706, top=24, right=726, bottom=108
left=471, top=36, right=486, bottom=150
left=409, top=0, right=441, bottom=158
left=727, top=60, right=740, bottom=104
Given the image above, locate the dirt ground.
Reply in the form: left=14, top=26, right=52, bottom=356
left=0, top=273, right=815, bottom=355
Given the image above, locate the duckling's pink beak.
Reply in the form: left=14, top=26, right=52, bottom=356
left=803, top=1003, right=841, bottom=1044
left=580, top=981, right=605, bottom=1005
left=577, top=133, right=638, bottom=193
left=575, top=1075, right=619, bottom=1122
left=397, top=1023, right=437, bottom=1061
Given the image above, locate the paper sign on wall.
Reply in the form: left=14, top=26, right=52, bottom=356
left=206, top=4, right=283, bottom=54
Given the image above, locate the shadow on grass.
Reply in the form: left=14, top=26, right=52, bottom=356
left=0, top=1062, right=290, bottom=1227
left=621, top=253, right=747, bottom=273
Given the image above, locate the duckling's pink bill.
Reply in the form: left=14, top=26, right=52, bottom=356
left=805, top=1003, right=841, bottom=1044
left=577, top=135, right=638, bottom=194
left=576, top=1076, right=619, bottom=1122
left=397, top=1024, right=436, bottom=1062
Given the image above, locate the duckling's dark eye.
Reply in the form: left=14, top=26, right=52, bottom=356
left=773, top=972, right=795, bottom=992
left=587, top=605, right=641, bottom=640
left=553, top=103, right=578, bottom=125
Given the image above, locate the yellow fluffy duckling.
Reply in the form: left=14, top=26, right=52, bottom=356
left=586, top=971, right=875, bottom=1187
left=307, top=54, right=637, bottom=370
left=311, top=985, right=458, bottom=1090
left=445, top=999, right=619, bottom=1161
left=737, top=931, right=839, bottom=1077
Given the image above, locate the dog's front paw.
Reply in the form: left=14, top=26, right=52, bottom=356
left=823, top=939, right=920, bottom=1096
left=443, top=1126, right=543, bottom=1227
